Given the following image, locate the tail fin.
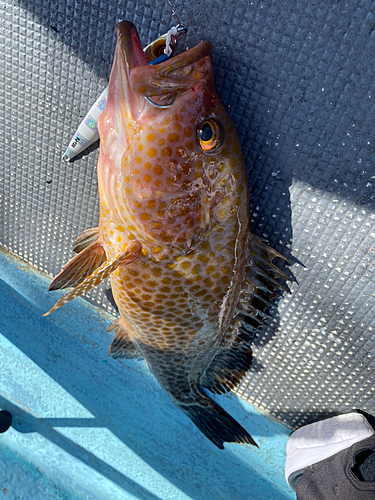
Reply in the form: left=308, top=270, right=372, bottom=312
left=180, top=391, right=258, bottom=450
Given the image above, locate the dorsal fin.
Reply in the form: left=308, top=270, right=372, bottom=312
left=72, top=227, right=100, bottom=253
left=44, top=242, right=142, bottom=316
left=201, top=235, right=291, bottom=395
left=239, top=234, right=291, bottom=318
left=107, top=319, right=142, bottom=359
left=49, top=240, right=106, bottom=291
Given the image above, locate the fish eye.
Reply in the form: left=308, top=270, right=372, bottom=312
left=197, top=119, right=224, bottom=152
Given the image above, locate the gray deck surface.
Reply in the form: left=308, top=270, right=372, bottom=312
left=1, top=0, right=375, bottom=430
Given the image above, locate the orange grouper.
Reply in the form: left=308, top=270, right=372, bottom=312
left=45, top=21, right=289, bottom=449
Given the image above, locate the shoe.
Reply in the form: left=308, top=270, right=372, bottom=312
left=285, top=411, right=375, bottom=493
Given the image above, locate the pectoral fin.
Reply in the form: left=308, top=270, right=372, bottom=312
left=72, top=227, right=100, bottom=253
left=49, top=240, right=106, bottom=291
left=44, top=242, right=141, bottom=316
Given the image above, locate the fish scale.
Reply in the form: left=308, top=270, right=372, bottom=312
left=46, top=21, right=289, bottom=450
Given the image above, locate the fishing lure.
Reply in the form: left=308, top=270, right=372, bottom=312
left=62, top=25, right=187, bottom=161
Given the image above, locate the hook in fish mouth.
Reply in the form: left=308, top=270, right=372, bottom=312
left=144, top=95, right=176, bottom=108
left=116, top=21, right=212, bottom=117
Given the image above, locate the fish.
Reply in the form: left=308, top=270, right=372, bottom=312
left=45, top=20, right=290, bottom=449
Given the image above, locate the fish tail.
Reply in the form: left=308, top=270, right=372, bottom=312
left=179, top=391, right=258, bottom=450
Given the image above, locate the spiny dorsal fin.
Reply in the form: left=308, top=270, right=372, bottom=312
left=108, top=319, right=142, bottom=359
left=49, top=241, right=106, bottom=291
left=73, top=227, right=100, bottom=253
left=202, top=236, right=291, bottom=395
left=240, top=234, right=292, bottom=317
left=44, top=242, right=141, bottom=316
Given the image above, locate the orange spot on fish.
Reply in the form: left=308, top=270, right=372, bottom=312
left=162, top=147, right=172, bottom=157
left=232, top=142, right=240, bottom=154
left=147, top=147, right=156, bottom=158
left=168, top=133, right=180, bottom=142
left=153, top=165, right=162, bottom=175
left=147, top=133, right=155, bottom=141
left=180, top=163, right=191, bottom=175
left=140, top=213, right=151, bottom=221
left=203, top=278, right=213, bottom=288
left=144, top=174, right=152, bottom=183
left=198, top=254, right=209, bottom=263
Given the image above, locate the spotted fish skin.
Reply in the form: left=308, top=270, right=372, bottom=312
left=47, top=21, right=289, bottom=449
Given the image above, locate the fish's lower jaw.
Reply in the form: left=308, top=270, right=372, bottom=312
left=176, top=391, right=258, bottom=449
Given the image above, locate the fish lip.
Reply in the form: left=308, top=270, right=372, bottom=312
left=116, top=21, right=213, bottom=109
left=129, top=40, right=213, bottom=102
left=117, top=20, right=149, bottom=71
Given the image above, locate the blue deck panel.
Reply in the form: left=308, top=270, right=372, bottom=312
left=0, top=248, right=295, bottom=499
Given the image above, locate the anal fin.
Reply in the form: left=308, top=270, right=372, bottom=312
left=44, top=242, right=142, bottom=316
left=108, top=319, right=142, bottom=359
left=49, top=240, right=106, bottom=291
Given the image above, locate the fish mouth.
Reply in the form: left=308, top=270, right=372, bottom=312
left=116, top=21, right=213, bottom=108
